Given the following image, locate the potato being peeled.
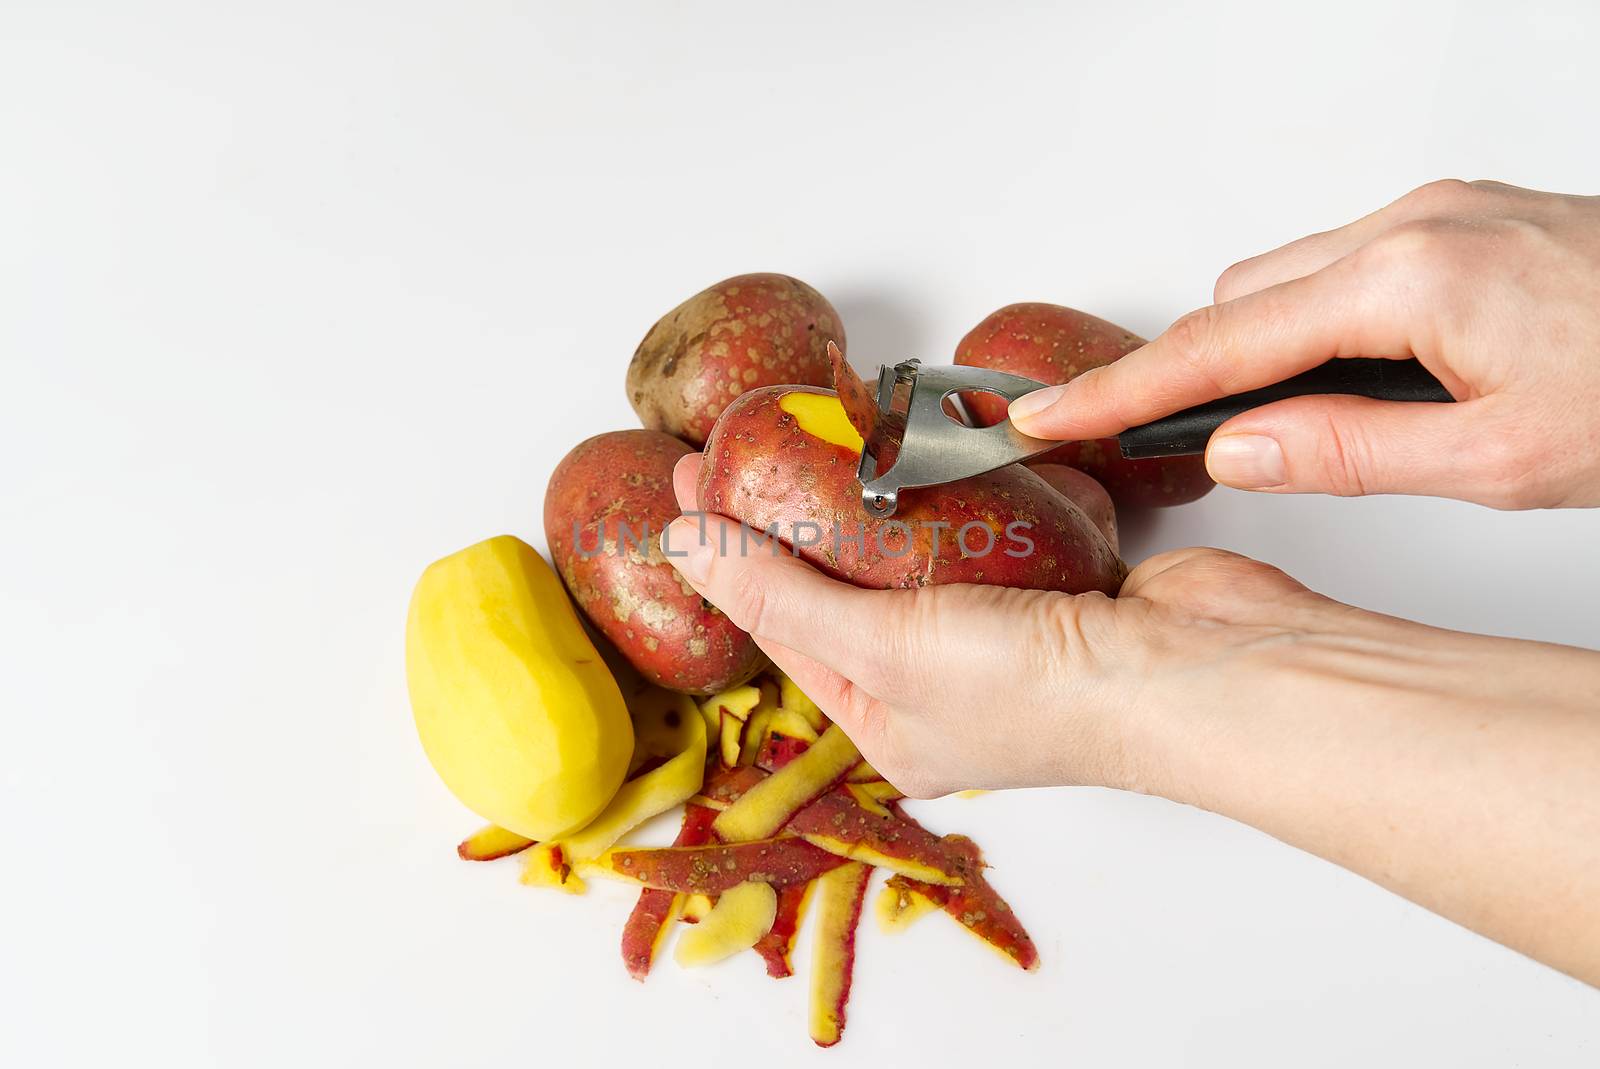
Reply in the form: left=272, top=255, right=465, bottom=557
left=697, top=387, right=1124, bottom=595
left=954, top=303, right=1214, bottom=509
left=1028, top=463, right=1118, bottom=554
left=627, top=273, right=844, bottom=446
left=545, top=429, right=766, bottom=695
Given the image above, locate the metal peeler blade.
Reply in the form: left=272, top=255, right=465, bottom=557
left=856, top=360, right=1057, bottom=518
left=850, top=354, right=1453, bottom=516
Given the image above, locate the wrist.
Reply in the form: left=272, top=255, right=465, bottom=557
left=1114, top=595, right=1413, bottom=807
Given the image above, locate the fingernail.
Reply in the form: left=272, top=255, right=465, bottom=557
left=662, top=517, right=711, bottom=583
left=1207, top=434, right=1286, bottom=489
left=1005, top=384, right=1068, bottom=425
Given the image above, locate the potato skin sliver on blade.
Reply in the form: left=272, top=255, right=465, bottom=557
left=601, top=837, right=848, bottom=894
left=829, top=341, right=878, bottom=444
left=829, top=341, right=903, bottom=476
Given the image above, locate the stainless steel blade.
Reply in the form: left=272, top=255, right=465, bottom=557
left=856, top=361, right=1057, bottom=517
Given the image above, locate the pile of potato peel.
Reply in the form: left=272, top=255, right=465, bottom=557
left=454, top=669, right=1037, bottom=1048
left=411, top=271, right=1217, bottom=1048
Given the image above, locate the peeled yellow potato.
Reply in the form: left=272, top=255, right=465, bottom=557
left=406, top=535, right=633, bottom=840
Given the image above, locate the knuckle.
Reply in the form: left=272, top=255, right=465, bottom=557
left=1358, top=219, right=1461, bottom=278
left=1470, top=434, right=1544, bottom=509
left=884, top=595, right=955, bottom=700
left=1213, top=258, right=1254, bottom=303
left=1484, top=215, right=1552, bottom=255
left=724, top=560, right=774, bottom=635
left=1402, top=177, right=1476, bottom=210
left=1307, top=412, right=1375, bottom=497
left=1163, top=305, right=1234, bottom=393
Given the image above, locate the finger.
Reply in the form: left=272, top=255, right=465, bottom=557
left=659, top=510, right=887, bottom=687
left=1205, top=393, right=1498, bottom=500
left=672, top=452, right=703, bottom=512
left=1214, top=228, right=1373, bottom=303
left=1213, top=179, right=1485, bottom=303
left=753, top=638, right=885, bottom=750
left=1120, top=546, right=1314, bottom=623
left=1119, top=547, right=1224, bottom=597
left=1009, top=258, right=1415, bottom=441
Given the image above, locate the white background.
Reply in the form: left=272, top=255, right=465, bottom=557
left=3, top=2, right=1597, bottom=1066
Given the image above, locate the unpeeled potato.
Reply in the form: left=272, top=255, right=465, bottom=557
left=627, top=273, right=844, bottom=446
left=545, top=429, right=765, bottom=695
left=954, top=303, right=1214, bottom=508
left=697, top=387, right=1124, bottom=595
left=1027, top=462, right=1118, bottom=554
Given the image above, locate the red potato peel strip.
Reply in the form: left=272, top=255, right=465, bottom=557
left=809, top=860, right=872, bottom=1047
left=709, top=735, right=970, bottom=886
left=884, top=871, right=1039, bottom=972
left=754, top=880, right=814, bottom=979
left=598, top=837, right=849, bottom=895
left=713, top=723, right=860, bottom=842
left=786, top=786, right=977, bottom=886
left=620, top=804, right=719, bottom=981
left=456, top=824, right=536, bottom=862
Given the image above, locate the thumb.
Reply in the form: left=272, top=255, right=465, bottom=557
left=659, top=512, right=886, bottom=688
left=1205, top=393, right=1496, bottom=501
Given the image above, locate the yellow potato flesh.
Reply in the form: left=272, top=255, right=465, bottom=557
left=712, top=723, right=860, bottom=842
left=406, top=535, right=633, bottom=841
left=809, top=861, right=871, bottom=1047
left=875, top=880, right=938, bottom=933
left=674, top=880, right=778, bottom=968
left=776, top=671, right=826, bottom=732
left=777, top=392, right=863, bottom=452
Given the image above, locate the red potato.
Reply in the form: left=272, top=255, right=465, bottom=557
left=545, top=430, right=765, bottom=695
left=954, top=303, right=1214, bottom=508
left=1027, top=463, right=1118, bottom=553
left=627, top=273, right=845, bottom=447
left=697, top=386, right=1125, bottom=595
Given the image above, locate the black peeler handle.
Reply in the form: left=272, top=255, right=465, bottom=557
left=1117, top=357, right=1454, bottom=459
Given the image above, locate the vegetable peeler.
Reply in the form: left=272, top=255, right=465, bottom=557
left=842, top=354, right=1453, bottom=518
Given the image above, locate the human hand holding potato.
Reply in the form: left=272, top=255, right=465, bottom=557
left=1008, top=180, right=1600, bottom=509
left=664, top=450, right=1600, bottom=986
